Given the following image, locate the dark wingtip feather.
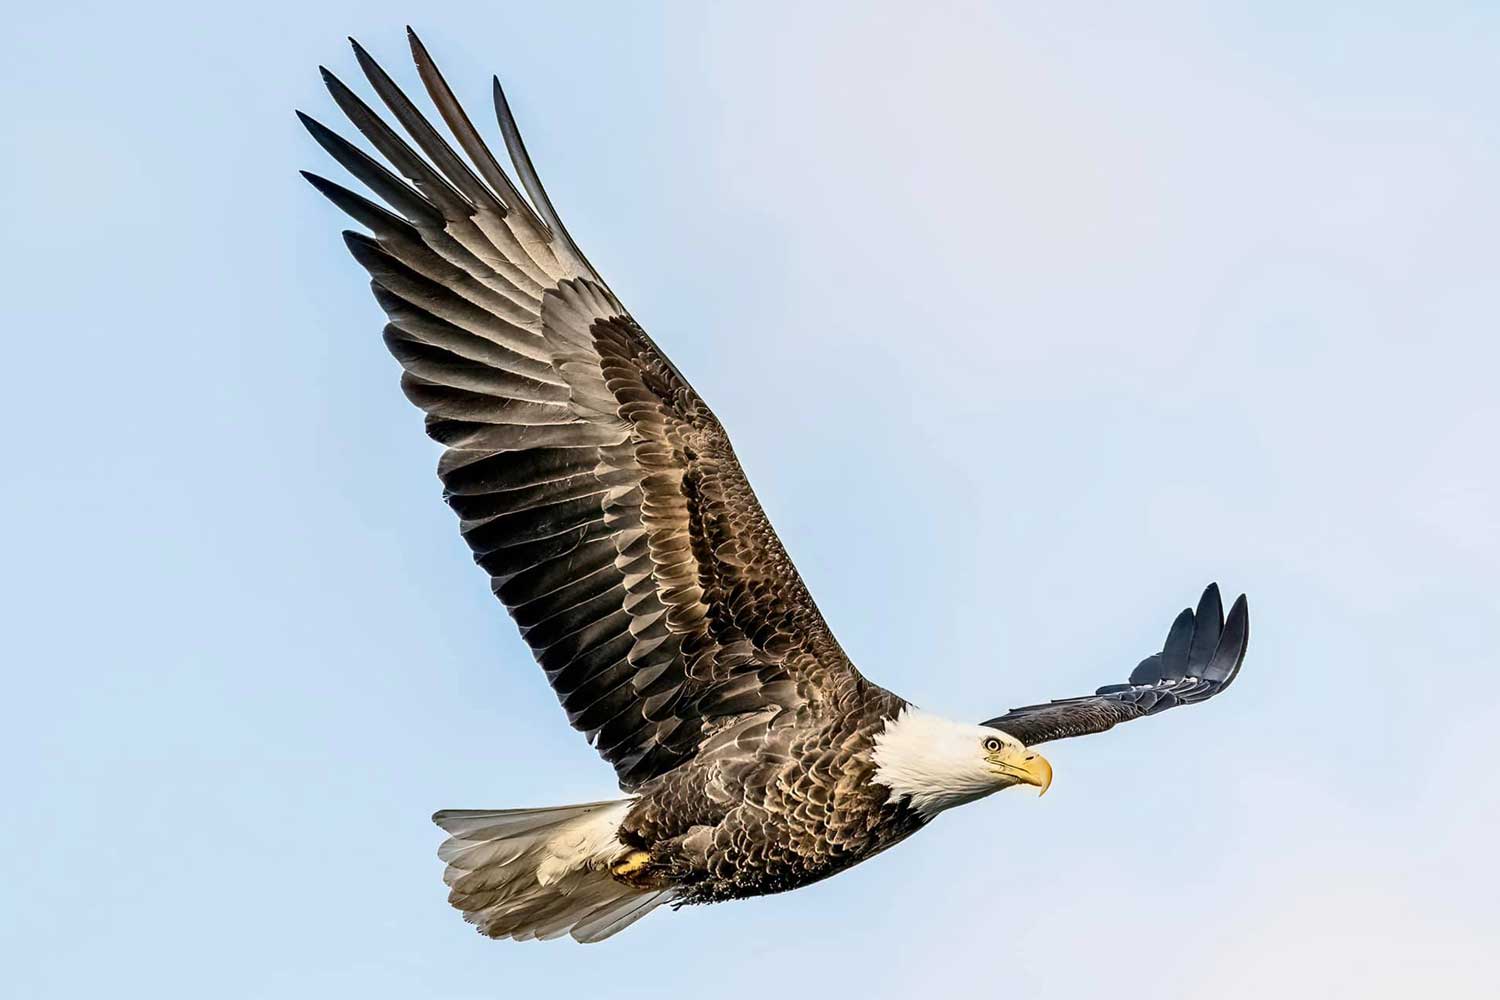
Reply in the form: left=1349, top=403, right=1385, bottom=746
left=490, top=76, right=577, bottom=253
left=319, top=65, right=358, bottom=106
left=341, top=230, right=397, bottom=285
left=319, top=58, right=476, bottom=219
left=405, top=30, right=556, bottom=237
left=341, top=227, right=384, bottom=259
left=488, top=71, right=613, bottom=292
left=1187, top=583, right=1224, bottom=672
left=1159, top=606, right=1196, bottom=680
left=296, top=109, right=359, bottom=162
left=406, top=26, right=434, bottom=64
left=299, top=167, right=338, bottom=196
left=1128, top=652, right=1163, bottom=686
left=1204, top=594, right=1250, bottom=683
left=491, top=77, right=512, bottom=125
left=349, top=31, right=509, bottom=220
left=297, top=103, right=447, bottom=225
left=348, top=35, right=377, bottom=69
left=347, top=37, right=380, bottom=74
left=1199, top=582, right=1222, bottom=617
left=301, top=170, right=417, bottom=235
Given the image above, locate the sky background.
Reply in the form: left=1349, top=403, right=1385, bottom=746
left=4, top=2, right=1497, bottom=997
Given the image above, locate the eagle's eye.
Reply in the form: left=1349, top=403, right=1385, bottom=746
left=983, top=737, right=1003, bottom=753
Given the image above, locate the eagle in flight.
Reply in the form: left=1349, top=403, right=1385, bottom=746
left=300, top=30, right=1251, bottom=944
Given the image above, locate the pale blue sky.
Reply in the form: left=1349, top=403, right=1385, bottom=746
left=4, top=2, right=1497, bottom=997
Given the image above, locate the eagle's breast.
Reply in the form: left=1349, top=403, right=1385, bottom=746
left=625, top=688, right=926, bottom=904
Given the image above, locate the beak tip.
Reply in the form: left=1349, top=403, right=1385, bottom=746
left=1017, top=752, right=1053, bottom=797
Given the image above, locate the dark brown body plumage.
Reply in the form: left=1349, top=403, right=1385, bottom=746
left=623, top=684, right=924, bottom=904
left=304, top=32, right=1249, bottom=940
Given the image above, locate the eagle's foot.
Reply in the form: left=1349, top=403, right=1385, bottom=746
left=612, top=850, right=651, bottom=878
left=610, top=850, right=662, bottom=888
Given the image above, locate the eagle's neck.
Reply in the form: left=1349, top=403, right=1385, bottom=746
left=869, top=707, right=1002, bottom=820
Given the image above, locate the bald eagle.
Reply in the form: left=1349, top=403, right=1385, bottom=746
left=300, top=31, right=1251, bottom=944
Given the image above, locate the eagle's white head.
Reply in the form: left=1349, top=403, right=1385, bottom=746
left=870, top=707, right=1053, bottom=819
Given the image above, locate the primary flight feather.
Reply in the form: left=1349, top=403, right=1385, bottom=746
left=300, top=29, right=1251, bottom=944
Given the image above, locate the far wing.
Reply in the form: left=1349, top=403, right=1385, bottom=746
left=982, top=585, right=1249, bottom=746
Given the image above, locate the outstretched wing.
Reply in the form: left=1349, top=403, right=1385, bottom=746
left=301, top=31, right=866, bottom=789
left=983, top=584, right=1249, bottom=746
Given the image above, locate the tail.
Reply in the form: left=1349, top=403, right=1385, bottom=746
left=433, top=799, right=672, bottom=943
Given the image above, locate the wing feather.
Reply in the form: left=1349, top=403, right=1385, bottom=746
left=984, top=585, right=1249, bottom=746
left=406, top=27, right=553, bottom=240
left=303, top=34, right=864, bottom=788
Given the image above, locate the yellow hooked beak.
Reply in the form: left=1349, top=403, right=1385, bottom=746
left=997, top=749, right=1053, bottom=796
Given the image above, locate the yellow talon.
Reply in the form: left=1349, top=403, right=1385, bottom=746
left=612, top=850, right=652, bottom=879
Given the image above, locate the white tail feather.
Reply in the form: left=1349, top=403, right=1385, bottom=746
left=433, top=799, right=672, bottom=943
